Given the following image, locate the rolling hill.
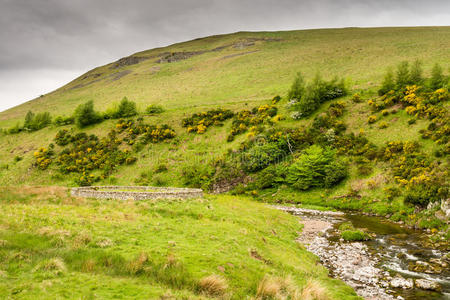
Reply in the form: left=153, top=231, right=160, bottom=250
left=0, top=26, right=449, bottom=188
left=0, top=26, right=449, bottom=299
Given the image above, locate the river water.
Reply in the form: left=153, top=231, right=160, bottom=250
left=278, top=207, right=450, bottom=300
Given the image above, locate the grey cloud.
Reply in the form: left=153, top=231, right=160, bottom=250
left=0, top=0, right=449, bottom=111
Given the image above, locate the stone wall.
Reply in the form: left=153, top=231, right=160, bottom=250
left=71, top=186, right=203, bottom=200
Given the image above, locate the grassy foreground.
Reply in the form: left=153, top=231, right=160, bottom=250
left=0, top=187, right=358, bottom=299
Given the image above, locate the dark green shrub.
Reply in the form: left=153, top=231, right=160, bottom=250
left=378, top=68, right=395, bottom=95
left=396, top=61, right=410, bottom=89
left=290, top=73, right=347, bottom=118
left=7, top=123, right=22, bottom=134
left=409, top=59, right=423, bottom=85
left=287, top=145, right=347, bottom=190
left=23, top=111, right=52, bottom=132
left=430, top=63, right=446, bottom=90
left=24, top=111, right=34, bottom=130
left=54, top=116, right=75, bottom=126
left=74, top=100, right=102, bottom=128
left=181, top=164, right=215, bottom=190
left=288, top=72, right=305, bottom=100
left=145, top=105, right=165, bottom=114
left=114, top=97, right=137, bottom=118
left=272, top=95, right=282, bottom=103
left=254, top=164, right=288, bottom=189
left=404, top=184, right=446, bottom=207
left=241, top=141, right=287, bottom=173
left=14, top=156, right=23, bottom=162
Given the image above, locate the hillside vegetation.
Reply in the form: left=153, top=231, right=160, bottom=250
left=0, top=26, right=449, bottom=231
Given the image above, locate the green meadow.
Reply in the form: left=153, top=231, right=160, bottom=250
left=0, top=187, right=358, bottom=299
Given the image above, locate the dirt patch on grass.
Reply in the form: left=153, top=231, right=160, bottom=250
left=149, top=66, right=161, bottom=74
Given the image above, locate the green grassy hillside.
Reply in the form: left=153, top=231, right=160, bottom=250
left=0, top=187, right=358, bottom=299
left=1, top=26, right=449, bottom=186
left=1, top=27, right=449, bottom=126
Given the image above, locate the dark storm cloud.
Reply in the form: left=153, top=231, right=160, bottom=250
left=0, top=0, right=449, bottom=111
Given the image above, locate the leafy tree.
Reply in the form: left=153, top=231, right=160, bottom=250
left=409, top=59, right=423, bottom=85
left=24, top=111, right=35, bottom=130
left=378, top=68, right=395, bottom=95
left=290, top=73, right=346, bottom=118
left=115, top=97, right=137, bottom=118
left=74, top=100, right=102, bottom=128
left=33, top=112, right=52, bottom=130
left=287, top=145, right=347, bottom=190
left=396, top=61, right=410, bottom=89
left=288, top=72, right=306, bottom=100
left=23, top=111, right=51, bottom=131
left=430, top=63, right=445, bottom=90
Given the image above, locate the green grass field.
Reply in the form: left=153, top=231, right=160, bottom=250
left=0, top=187, right=358, bottom=299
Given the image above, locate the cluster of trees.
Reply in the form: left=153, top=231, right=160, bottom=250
left=288, top=72, right=347, bottom=119
left=4, top=97, right=165, bottom=134
left=378, top=60, right=448, bottom=95
left=6, top=111, right=52, bottom=134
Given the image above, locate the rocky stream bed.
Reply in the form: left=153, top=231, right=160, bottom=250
left=274, top=206, right=450, bottom=300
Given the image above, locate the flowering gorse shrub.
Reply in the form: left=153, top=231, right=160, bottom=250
left=33, top=147, right=53, bottom=170
left=380, top=141, right=448, bottom=207
left=227, top=104, right=277, bottom=141
left=116, top=119, right=176, bottom=144
left=182, top=108, right=234, bottom=134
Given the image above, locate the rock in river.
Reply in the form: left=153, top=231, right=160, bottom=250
left=390, top=275, right=413, bottom=289
left=414, top=279, right=441, bottom=291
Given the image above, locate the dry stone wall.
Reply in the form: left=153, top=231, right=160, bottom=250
left=71, top=186, right=203, bottom=200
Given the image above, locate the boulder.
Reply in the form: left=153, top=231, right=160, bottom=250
left=390, top=275, right=413, bottom=289
left=414, top=279, right=441, bottom=291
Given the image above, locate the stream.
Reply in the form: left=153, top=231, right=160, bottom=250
left=276, top=206, right=450, bottom=300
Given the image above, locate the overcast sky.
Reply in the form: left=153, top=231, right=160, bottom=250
left=0, top=0, right=449, bottom=112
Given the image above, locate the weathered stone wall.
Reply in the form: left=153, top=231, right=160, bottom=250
left=71, top=186, right=203, bottom=200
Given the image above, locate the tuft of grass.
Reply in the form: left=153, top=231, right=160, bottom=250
left=255, top=275, right=300, bottom=300
left=127, top=252, right=149, bottom=275
left=198, top=274, right=228, bottom=297
left=301, top=279, right=330, bottom=300
left=33, top=257, right=67, bottom=275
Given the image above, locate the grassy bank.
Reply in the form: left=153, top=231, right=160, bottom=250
left=0, top=187, right=358, bottom=299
